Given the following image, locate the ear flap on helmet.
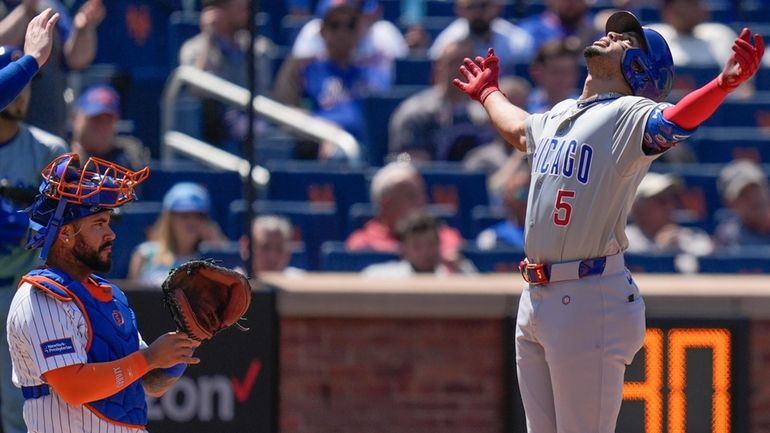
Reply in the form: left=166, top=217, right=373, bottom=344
left=620, top=28, right=674, bottom=102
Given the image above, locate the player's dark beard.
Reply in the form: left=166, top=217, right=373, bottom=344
left=468, top=19, right=491, bottom=36
left=583, top=45, right=602, bottom=58
left=72, top=234, right=112, bottom=273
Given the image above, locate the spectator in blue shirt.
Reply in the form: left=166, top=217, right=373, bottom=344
left=274, top=2, right=376, bottom=159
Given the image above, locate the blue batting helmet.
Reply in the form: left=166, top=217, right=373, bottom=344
left=25, top=153, right=149, bottom=260
left=606, top=11, right=674, bottom=102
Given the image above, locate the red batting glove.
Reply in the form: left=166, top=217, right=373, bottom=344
left=452, top=48, right=501, bottom=104
left=717, top=28, right=765, bottom=93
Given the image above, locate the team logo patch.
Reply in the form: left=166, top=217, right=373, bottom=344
left=40, top=338, right=75, bottom=358
left=112, top=310, right=125, bottom=326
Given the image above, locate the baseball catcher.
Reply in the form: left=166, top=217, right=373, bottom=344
left=162, top=260, right=252, bottom=341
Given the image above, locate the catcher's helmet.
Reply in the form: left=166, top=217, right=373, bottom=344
left=25, top=153, right=149, bottom=259
left=606, top=11, right=673, bottom=102
left=0, top=46, right=22, bottom=69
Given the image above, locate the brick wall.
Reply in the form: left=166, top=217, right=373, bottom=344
left=280, top=318, right=505, bottom=433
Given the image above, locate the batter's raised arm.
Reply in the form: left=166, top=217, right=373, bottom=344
left=452, top=48, right=530, bottom=152
left=662, top=28, right=764, bottom=131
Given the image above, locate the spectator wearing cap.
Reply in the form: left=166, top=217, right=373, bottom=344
left=0, top=44, right=67, bottom=433
left=70, top=85, right=148, bottom=171
left=179, top=0, right=274, bottom=150
left=714, top=160, right=770, bottom=249
left=128, top=182, right=227, bottom=287
left=428, top=0, right=534, bottom=75
left=625, top=172, right=713, bottom=256
left=0, top=0, right=105, bottom=137
left=291, top=0, right=408, bottom=92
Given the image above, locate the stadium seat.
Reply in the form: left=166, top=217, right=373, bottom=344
left=380, top=0, right=401, bottom=22
left=107, top=201, right=163, bottom=279
left=319, top=241, right=399, bottom=272
left=168, top=11, right=200, bottom=69
left=279, top=15, right=312, bottom=47
left=713, top=101, right=770, bottom=128
left=264, top=160, right=369, bottom=233
left=141, top=161, right=244, bottom=231
left=228, top=200, right=341, bottom=270
left=420, top=164, right=490, bottom=238
left=460, top=246, right=524, bottom=273
left=698, top=253, right=770, bottom=274
left=419, top=16, right=458, bottom=42
left=362, top=85, right=425, bottom=165
left=471, top=205, right=507, bottom=239
left=687, top=128, right=770, bottom=163
left=198, top=240, right=308, bottom=272
left=424, top=1, right=455, bottom=17
left=624, top=252, right=679, bottom=273
left=395, top=58, right=433, bottom=86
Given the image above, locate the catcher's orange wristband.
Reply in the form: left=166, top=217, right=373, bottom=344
left=43, top=352, right=150, bottom=405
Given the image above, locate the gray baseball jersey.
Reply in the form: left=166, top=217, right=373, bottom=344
left=524, top=95, right=662, bottom=263
left=516, top=94, right=667, bottom=433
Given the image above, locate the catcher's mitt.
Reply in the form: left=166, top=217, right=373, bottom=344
left=162, top=260, right=252, bottom=341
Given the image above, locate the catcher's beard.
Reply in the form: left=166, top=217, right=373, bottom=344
left=72, top=235, right=113, bottom=273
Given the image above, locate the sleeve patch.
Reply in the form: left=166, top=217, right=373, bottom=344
left=643, top=103, right=697, bottom=155
left=40, top=338, right=76, bottom=358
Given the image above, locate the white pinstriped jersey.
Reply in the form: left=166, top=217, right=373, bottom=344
left=7, top=282, right=149, bottom=433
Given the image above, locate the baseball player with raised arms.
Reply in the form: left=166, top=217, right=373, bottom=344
left=453, top=10, right=764, bottom=433
left=7, top=153, right=200, bottom=433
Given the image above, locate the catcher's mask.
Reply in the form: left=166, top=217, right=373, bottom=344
left=606, top=11, right=674, bottom=102
left=25, top=153, right=149, bottom=259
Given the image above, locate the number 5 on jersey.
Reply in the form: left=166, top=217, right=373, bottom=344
left=553, top=189, right=575, bottom=226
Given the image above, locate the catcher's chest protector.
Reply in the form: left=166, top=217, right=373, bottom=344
left=23, top=268, right=148, bottom=427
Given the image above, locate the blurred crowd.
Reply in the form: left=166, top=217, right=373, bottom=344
left=0, top=0, right=768, bottom=295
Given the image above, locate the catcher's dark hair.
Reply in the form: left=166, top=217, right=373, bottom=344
left=395, top=213, right=439, bottom=242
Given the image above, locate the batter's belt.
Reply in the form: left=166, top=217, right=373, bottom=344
left=519, top=252, right=625, bottom=285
